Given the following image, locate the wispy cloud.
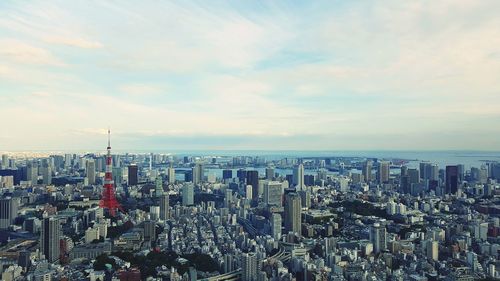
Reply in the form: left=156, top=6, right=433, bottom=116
left=0, top=1, right=499, bottom=150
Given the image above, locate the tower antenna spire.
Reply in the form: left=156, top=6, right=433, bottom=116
left=100, top=127, right=123, bottom=217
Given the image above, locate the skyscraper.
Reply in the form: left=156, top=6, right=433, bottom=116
left=192, top=163, right=203, bottom=185
left=265, top=167, right=274, bottom=180
left=241, top=252, right=258, bottom=281
left=408, top=168, right=420, bottom=185
left=0, top=197, right=18, bottom=229
left=362, top=160, right=372, bottom=183
left=446, top=165, right=459, bottom=194
left=128, top=164, right=138, bottom=185
left=1, top=154, right=9, bottom=169
left=263, top=181, right=283, bottom=207
left=370, top=222, right=387, bottom=254
left=27, top=161, right=38, bottom=185
left=246, top=170, right=259, bottom=201
left=182, top=184, right=194, bottom=206
left=271, top=213, right=282, bottom=240
left=284, top=193, right=302, bottom=235
left=426, top=240, right=439, bottom=261
left=292, top=164, right=304, bottom=190
left=245, top=185, right=253, bottom=200
left=143, top=220, right=156, bottom=241
left=86, top=159, right=96, bottom=185
left=160, top=194, right=170, bottom=220
left=377, top=161, right=390, bottom=184
left=167, top=166, right=176, bottom=184
left=42, top=162, right=52, bottom=185
left=222, top=169, right=233, bottom=180
left=112, top=167, right=123, bottom=187
left=40, top=217, right=60, bottom=262
left=155, top=177, right=163, bottom=197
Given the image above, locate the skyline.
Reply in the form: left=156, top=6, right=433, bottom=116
left=1, top=1, right=500, bottom=150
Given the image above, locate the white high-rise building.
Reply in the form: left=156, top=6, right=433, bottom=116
left=370, top=222, right=387, bottom=254
left=263, top=181, right=283, bottom=207
left=293, top=164, right=305, bottom=190
left=167, top=167, right=176, bottom=184
left=426, top=240, right=439, bottom=261
left=241, top=252, right=258, bottom=281
left=245, top=185, right=253, bottom=200
left=1, top=154, right=8, bottom=169
left=192, top=163, right=203, bottom=185
left=271, top=213, right=282, bottom=240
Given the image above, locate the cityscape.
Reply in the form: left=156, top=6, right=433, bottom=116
left=0, top=134, right=499, bottom=280
left=1, top=1, right=500, bottom=281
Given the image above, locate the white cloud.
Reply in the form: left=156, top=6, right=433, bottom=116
left=0, top=39, right=65, bottom=66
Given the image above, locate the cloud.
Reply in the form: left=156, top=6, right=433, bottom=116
left=0, top=39, right=65, bottom=66
left=43, top=36, right=103, bottom=49
left=0, top=1, right=499, bottom=150
left=119, top=83, right=165, bottom=97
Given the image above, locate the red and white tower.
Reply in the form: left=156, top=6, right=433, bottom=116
left=99, top=129, right=122, bottom=216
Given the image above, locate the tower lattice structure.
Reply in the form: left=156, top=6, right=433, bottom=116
left=99, top=129, right=122, bottom=216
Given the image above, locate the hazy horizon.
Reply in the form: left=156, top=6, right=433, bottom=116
left=1, top=1, right=500, bottom=150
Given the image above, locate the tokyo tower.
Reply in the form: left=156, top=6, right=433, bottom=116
left=99, top=129, right=122, bottom=216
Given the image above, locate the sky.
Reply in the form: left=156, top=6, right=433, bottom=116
left=0, top=1, right=499, bottom=152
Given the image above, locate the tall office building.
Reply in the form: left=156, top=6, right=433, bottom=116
left=192, top=163, right=203, bottom=185
left=362, top=161, right=372, bottom=183
left=86, top=160, right=96, bottom=185
left=265, top=167, right=274, bottom=180
left=299, top=190, right=311, bottom=209
left=419, top=162, right=430, bottom=180
left=167, top=166, right=176, bottom=184
left=426, top=240, right=439, bottom=261
left=155, top=177, right=163, bottom=197
left=245, top=185, right=253, bottom=200
left=446, top=165, right=459, bottom=194
left=40, top=218, right=60, bottom=262
left=222, top=169, right=233, bottom=180
left=182, top=184, right=194, bottom=206
left=271, top=213, right=282, bottom=240
left=160, top=194, right=170, bottom=220
left=241, top=252, right=258, bottom=281
left=370, top=222, right=387, bottom=254
left=27, top=161, right=38, bottom=185
left=430, top=164, right=439, bottom=181
left=143, top=220, right=156, bottom=241
left=237, top=169, right=247, bottom=182
left=263, top=181, right=283, bottom=207
left=408, top=169, right=420, bottom=185
left=293, top=164, right=305, bottom=190
left=42, top=163, right=52, bottom=185
left=400, top=166, right=408, bottom=177
left=128, top=164, right=138, bottom=185
left=0, top=197, right=19, bottom=229
left=284, top=193, right=302, bottom=235
left=225, top=189, right=233, bottom=207
left=112, top=167, right=123, bottom=187
left=246, top=171, right=259, bottom=201
left=1, top=154, right=8, bottom=169
left=224, top=254, right=234, bottom=273
left=457, top=164, right=464, bottom=182
left=377, top=161, right=390, bottom=184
